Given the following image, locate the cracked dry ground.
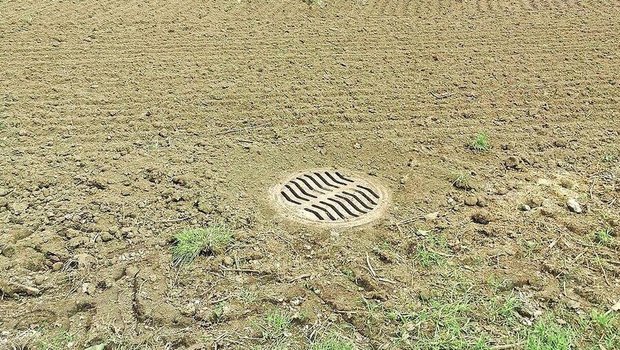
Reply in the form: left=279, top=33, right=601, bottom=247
left=1, top=0, right=620, bottom=349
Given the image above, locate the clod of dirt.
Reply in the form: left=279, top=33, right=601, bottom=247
left=566, top=198, right=582, bottom=213
left=417, top=287, right=437, bottom=301
left=352, top=270, right=378, bottom=291
left=1, top=244, right=16, bottom=257
left=504, top=156, right=522, bottom=169
left=14, top=309, right=57, bottom=330
left=74, top=253, right=97, bottom=270
left=553, top=140, right=568, bottom=148
left=495, top=187, right=509, bottom=195
left=516, top=301, right=542, bottom=319
left=12, top=228, right=33, bottom=241
left=464, top=196, right=478, bottom=206
left=536, top=282, right=562, bottom=303
left=9, top=201, right=28, bottom=214
left=172, top=175, right=191, bottom=187
left=0, top=279, right=41, bottom=297
left=34, top=275, right=46, bottom=285
left=196, top=199, right=218, bottom=215
left=560, top=179, right=575, bottom=189
left=68, top=236, right=91, bottom=248
left=528, top=196, right=545, bottom=208
left=471, top=212, right=491, bottom=225
left=540, top=207, right=558, bottom=218
left=71, top=298, right=97, bottom=314
left=373, top=248, right=396, bottom=263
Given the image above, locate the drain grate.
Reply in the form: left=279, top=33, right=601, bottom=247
left=272, top=169, right=388, bottom=227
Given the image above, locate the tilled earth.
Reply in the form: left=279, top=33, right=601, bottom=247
left=1, top=0, right=619, bottom=349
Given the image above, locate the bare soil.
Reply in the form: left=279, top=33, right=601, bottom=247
left=1, top=0, right=619, bottom=349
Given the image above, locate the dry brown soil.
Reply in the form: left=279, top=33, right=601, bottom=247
left=1, top=0, right=619, bottom=349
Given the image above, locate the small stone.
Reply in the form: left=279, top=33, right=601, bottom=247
left=424, top=212, right=439, bottom=221
left=519, top=204, right=531, bottom=211
left=476, top=196, right=488, bottom=207
left=400, top=175, right=409, bottom=185
left=181, top=303, right=197, bottom=316
left=101, top=232, right=114, bottom=242
left=566, top=299, right=581, bottom=310
left=567, top=199, right=582, bottom=213
left=222, top=256, right=234, bottom=266
left=82, top=282, right=95, bottom=295
left=34, top=275, right=46, bottom=285
left=464, top=196, right=478, bottom=206
left=52, top=262, right=63, bottom=271
left=125, top=265, right=139, bottom=278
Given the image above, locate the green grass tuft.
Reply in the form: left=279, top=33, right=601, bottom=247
left=36, top=330, right=73, bottom=350
left=526, top=318, right=573, bottom=350
left=311, top=336, right=354, bottom=350
left=262, top=309, right=292, bottom=340
left=452, top=172, right=473, bottom=190
left=590, top=309, right=616, bottom=331
left=171, top=225, right=232, bottom=265
left=602, top=152, right=618, bottom=163
left=470, top=133, right=490, bottom=152
left=415, top=245, right=444, bottom=267
left=593, top=228, right=613, bottom=245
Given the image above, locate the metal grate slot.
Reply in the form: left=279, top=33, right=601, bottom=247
left=273, top=169, right=388, bottom=227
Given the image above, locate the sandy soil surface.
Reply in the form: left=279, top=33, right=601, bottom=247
left=1, top=0, right=619, bottom=349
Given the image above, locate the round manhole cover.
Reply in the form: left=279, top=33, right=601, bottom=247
left=271, top=169, right=389, bottom=227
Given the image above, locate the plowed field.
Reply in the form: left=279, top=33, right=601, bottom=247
left=1, top=1, right=619, bottom=349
